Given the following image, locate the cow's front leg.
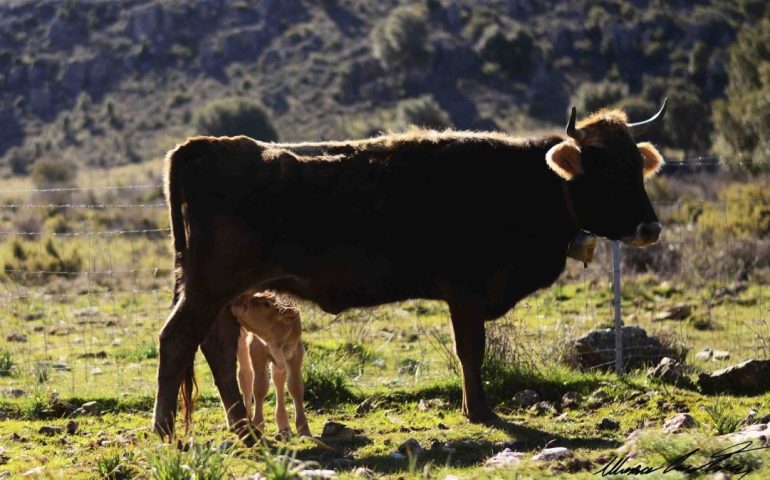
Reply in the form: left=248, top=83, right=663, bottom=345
left=201, top=309, right=255, bottom=444
left=449, top=300, right=498, bottom=423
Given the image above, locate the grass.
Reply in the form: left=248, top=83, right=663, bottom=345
left=701, top=397, right=744, bottom=435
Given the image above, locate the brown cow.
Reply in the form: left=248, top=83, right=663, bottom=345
left=233, top=291, right=310, bottom=437
left=153, top=102, right=666, bottom=441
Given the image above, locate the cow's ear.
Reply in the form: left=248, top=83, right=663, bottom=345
left=637, top=142, right=664, bottom=178
left=546, top=140, right=583, bottom=180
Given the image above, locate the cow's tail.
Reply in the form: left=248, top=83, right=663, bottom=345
left=163, top=138, right=211, bottom=435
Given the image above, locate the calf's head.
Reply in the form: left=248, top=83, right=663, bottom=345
left=546, top=100, right=666, bottom=247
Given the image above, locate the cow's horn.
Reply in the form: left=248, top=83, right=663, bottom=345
left=627, top=98, right=668, bottom=138
left=566, top=106, right=586, bottom=141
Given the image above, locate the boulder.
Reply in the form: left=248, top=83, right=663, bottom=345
left=511, top=389, right=540, bottom=408
left=561, top=391, right=582, bottom=409
left=654, top=303, right=692, bottom=321
left=485, top=448, right=525, bottom=468
left=569, top=326, right=685, bottom=370
left=532, top=447, right=572, bottom=461
left=720, top=423, right=770, bottom=446
left=662, top=413, right=698, bottom=434
left=698, top=359, right=770, bottom=395
left=647, top=357, right=692, bottom=386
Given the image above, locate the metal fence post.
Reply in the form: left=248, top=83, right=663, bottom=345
left=612, top=241, right=623, bottom=375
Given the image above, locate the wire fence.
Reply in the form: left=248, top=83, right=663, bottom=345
left=0, top=173, right=768, bottom=399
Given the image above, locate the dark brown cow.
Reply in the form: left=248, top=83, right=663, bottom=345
left=153, top=102, right=666, bottom=440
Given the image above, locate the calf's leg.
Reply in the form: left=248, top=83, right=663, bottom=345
left=250, top=340, right=270, bottom=432
left=236, top=330, right=254, bottom=421
left=287, top=345, right=310, bottom=436
left=272, top=365, right=290, bottom=435
left=201, top=309, right=254, bottom=441
left=448, top=300, right=498, bottom=424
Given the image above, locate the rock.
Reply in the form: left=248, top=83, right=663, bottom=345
left=698, top=359, right=770, bottom=395
left=511, top=389, right=540, bottom=408
left=663, top=413, right=698, bottom=434
left=647, top=357, right=691, bottom=386
left=352, top=467, right=375, bottom=478
left=21, top=466, right=45, bottom=477
left=218, top=440, right=235, bottom=452
left=321, top=421, right=355, bottom=440
left=398, top=438, right=425, bottom=459
left=90, top=367, right=104, bottom=376
left=6, top=333, right=27, bottom=343
left=654, top=303, right=692, bottom=321
left=708, top=473, right=730, bottom=480
left=65, top=420, right=78, bottom=435
left=485, top=448, right=525, bottom=467
left=569, top=326, right=685, bottom=370
left=532, top=447, right=572, bottom=461
left=387, top=451, right=406, bottom=461
left=8, top=389, right=25, bottom=398
left=561, top=391, right=582, bottom=409
left=587, top=389, right=609, bottom=407
left=598, top=418, right=620, bottom=431
left=22, top=312, right=44, bottom=321
left=38, top=425, right=63, bottom=436
left=81, top=401, right=100, bottom=415
left=299, top=469, right=337, bottom=479
left=529, top=401, right=557, bottom=416
left=712, top=350, right=730, bottom=360
left=720, top=423, right=770, bottom=446
left=51, top=362, right=71, bottom=372
left=74, top=307, right=99, bottom=318
left=695, top=348, right=713, bottom=361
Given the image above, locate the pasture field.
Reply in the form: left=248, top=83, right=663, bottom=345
left=0, top=168, right=769, bottom=478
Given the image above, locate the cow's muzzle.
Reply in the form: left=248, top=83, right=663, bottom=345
left=622, top=222, right=661, bottom=247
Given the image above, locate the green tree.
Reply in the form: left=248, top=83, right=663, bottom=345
left=395, top=95, right=452, bottom=130
left=712, top=6, right=770, bottom=171
left=371, top=5, right=431, bottom=70
left=571, top=80, right=629, bottom=114
left=664, top=87, right=711, bottom=156
left=30, top=156, right=77, bottom=188
left=194, top=98, right=278, bottom=141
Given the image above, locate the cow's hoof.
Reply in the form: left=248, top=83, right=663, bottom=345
left=234, top=422, right=261, bottom=446
left=466, top=408, right=501, bottom=424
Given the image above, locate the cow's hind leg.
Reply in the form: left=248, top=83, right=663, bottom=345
left=272, top=365, right=291, bottom=436
left=449, top=300, right=499, bottom=424
left=152, top=293, right=224, bottom=439
left=201, top=309, right=255, bottom=443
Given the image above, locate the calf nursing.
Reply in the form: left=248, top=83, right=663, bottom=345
left=232, top=291, right=310, bottom=437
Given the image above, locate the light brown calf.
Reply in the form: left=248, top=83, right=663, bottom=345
left=232, top=291, right=310, bottom=437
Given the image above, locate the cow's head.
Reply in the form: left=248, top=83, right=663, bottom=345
left=546, top=100, right=666, bottom=247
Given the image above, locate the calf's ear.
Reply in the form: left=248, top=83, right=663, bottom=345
left=546, top=140, right=583, bottom=180
left=230, top=294, right=251, bottom=317
left=637, top=142, right=664, bottom=178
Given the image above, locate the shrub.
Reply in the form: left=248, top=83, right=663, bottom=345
left=701, top=397, right=743, bottom=435
left=30, top=156, right=77, bottom=188
left=698, top=181, right=770, bottom=239
left=371, top=5, right=431, bottom=70
left=571, top=80, right=629, bottom=114
left=474, top=23, right=534, bottom=75
left=95, top=450, right=137, bottom=480
left=145, top=443, right=231, bottom=480
left=302, top=346, right=355, bottom=407
left=194, top=98, right=278, bottom=141
left=395, top=95, right=452, bottom=130
left=0, top=349, right=14, bottom=377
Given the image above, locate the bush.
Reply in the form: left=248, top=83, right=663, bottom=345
left=145, top=443, right=231, bottom=480
left=371, top=5, right=431, bottom=70
left=570, top=80, right=629, bottom=114
left=194, top=98, right=278, bottom=141
left=395, top=95, right=452, bottom=130
left=474, top=23, right=534, bottom=75
left=302, top=346, right=355, bottom=407
left=698, top=181, right=770, bottom=239
left=95, top=450, right=137, bottom=480
left=30, top=156, right=77, bottom=188
left=0, top=349, right=14, bottom=377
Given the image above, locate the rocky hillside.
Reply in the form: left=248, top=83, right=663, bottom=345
left=0, top=0, right=765, bottom=175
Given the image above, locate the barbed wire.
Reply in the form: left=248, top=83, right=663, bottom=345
left=0, top=204, right=166, bottom=209
left=0, top=184, right=162, bottom=194
left=0, top=228, right=170, bottom=237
